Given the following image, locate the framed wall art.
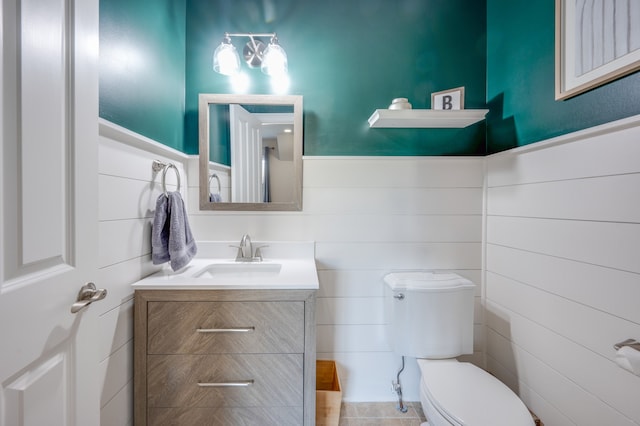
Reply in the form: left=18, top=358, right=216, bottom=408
left=431, top=86, right=465, bottom=110
left=556, top=0, right=640, bottom=100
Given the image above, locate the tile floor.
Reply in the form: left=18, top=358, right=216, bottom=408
left=338, top=402, right=427, bottom=425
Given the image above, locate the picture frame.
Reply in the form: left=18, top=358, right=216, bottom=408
left=555, top=0, right=640, bottom=100
left=431, top=86, right=465, bottom=110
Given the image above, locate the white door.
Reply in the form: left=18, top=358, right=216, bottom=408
left=230, top=104, right=263, bottom=202
left=0, top=0, right=101, bottom=424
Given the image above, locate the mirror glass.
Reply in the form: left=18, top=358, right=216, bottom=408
left=199, top=94, right=303, bottom=211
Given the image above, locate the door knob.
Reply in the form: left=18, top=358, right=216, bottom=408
left=71, top=282, right=107, bottom=314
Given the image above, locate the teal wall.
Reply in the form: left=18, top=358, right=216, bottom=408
left=185, top=0, right=488, bottom=156
left=99, top=0, right=186, bottom=151
left=99, top=0, right=640, bottom=156
left=486, top=0, right=640, bottom=153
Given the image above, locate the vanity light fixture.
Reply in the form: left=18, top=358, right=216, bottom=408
left=213, top=32, right=288, bottom=77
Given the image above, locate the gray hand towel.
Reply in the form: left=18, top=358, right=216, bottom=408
left=209, top=193, right=222, bottom=202
left=151, top=194, right=170, bottom=265
left=151, top=192, right=197, bottom=271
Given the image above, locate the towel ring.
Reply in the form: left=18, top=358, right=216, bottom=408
left=152, top=160, right=181, bottom=196
left=162, top=163, right=181, bottom=196
left=208, top=173, right=221, bottom=194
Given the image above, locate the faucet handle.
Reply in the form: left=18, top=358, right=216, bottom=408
left=229, top=244, right=244, bottom=261
left=253, top=245, right=269, bottom=261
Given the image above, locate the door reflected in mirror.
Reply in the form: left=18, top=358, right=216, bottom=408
left=199, top=94, right=303, bottom=211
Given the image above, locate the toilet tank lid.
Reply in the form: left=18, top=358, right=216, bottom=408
left=384, top=272, right=475, bottom=292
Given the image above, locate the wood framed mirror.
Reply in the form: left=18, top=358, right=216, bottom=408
left=198, top=94, right=303, bottom=211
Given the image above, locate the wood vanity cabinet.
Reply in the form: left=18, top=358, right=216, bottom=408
left=134, top=289, right=316, bottom=426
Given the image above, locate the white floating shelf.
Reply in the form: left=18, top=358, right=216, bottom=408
left=368, top=109, right=489, bottom=128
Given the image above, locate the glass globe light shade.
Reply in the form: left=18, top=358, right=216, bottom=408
left=261, top=41, right=288, bottom=76
left=213, top=41, right=240, bottom=76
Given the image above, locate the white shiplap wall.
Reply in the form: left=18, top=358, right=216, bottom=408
left=98, top=113, right=640, bottom=424
left=485, top=116, right=640, bottom=426
left=97, top=120, right=485, bottom=415
left=306, top=157, right=485, bottom=402
left=97, top=121, right=187, bottom=425
left=188, top=156, right=485, bottom=401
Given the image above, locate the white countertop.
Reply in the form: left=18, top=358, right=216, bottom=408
left=132, top=241, right=319, bottom=290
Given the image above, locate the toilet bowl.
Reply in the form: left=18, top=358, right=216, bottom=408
left=418, top=359, right=534, bottom=426
left=383, top=272, right=534, bottom=426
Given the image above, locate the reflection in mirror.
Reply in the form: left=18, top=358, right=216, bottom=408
left=199, top=94, right=303, bottom=211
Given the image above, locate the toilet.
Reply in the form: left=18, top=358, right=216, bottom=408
left=384, top=271, right=534, bottom=426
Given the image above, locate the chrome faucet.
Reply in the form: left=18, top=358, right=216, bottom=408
left=239, top=234, right=253, bottom=260
left=232, top=234, right=267, bottom=262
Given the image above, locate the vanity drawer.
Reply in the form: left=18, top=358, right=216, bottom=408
left=148, top=406, right=303, bottom=426
left=147, top=353, right=303, bottom=408
left=147, top=301, right=304, bottom=354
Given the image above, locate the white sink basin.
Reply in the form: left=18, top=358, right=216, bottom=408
left=194, top=262, right=282, bottom=278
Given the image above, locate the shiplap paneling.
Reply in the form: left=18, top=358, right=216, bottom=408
left=487, top=215, right=640, bottom=273
left=97, top=255, right=158, bottom=318
left=316, top=297, right=385, bottom=325
left=99, top=219, right=153, bottom=268
left=98, top=125, right=486, bottom=406
left=305, top=159, right=484, bottom=402
left=489, top=356, right=572, bottom=426
left=97, top=111, right=640, bottom=423
left=97, top=121, right=188, bottom=424
left=486, top=327, right=637, bottom=426
left=316, top=270, right=388, bottom=298
left=486, top=116, right=640, bottom=187
left=189, top=215, right=480, bottom=243
left=487, top=244, right=640, bottom=326
left=100, top=380, right=133, bottom=426
left=315, top=242, right=481, bottom=271
left=487, top=174, right=640, bottom=222
left=99, top=174, right=157, bottom=221
left=304, top=157, right=485, bottom=188
left=316, top=351, right=422, bottom=403
left=100, top=339, right=134, bottom=409
left=487, top=274, right=640, bottom=418
left=486, top=308, right=639, bottom=426
left=98, top=300, right=133, bottom=364
left=189, top=156, right=485, bottom=401
left=303, top=187, right=483, bottom=215
left=485, top=115, right=640, bottom=426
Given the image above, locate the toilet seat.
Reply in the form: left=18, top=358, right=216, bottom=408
left=417, top=359, right=534, bottom=426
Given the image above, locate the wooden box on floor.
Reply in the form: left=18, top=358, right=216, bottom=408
left=316, top=360, right=342, bottom=426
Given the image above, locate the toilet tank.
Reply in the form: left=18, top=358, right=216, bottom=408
left=384, top=271, right=475, bottom=359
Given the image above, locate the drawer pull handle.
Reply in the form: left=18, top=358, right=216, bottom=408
left=197, top=380, right=254, bottom=387
left=197, top=327, right=255, bottom=333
